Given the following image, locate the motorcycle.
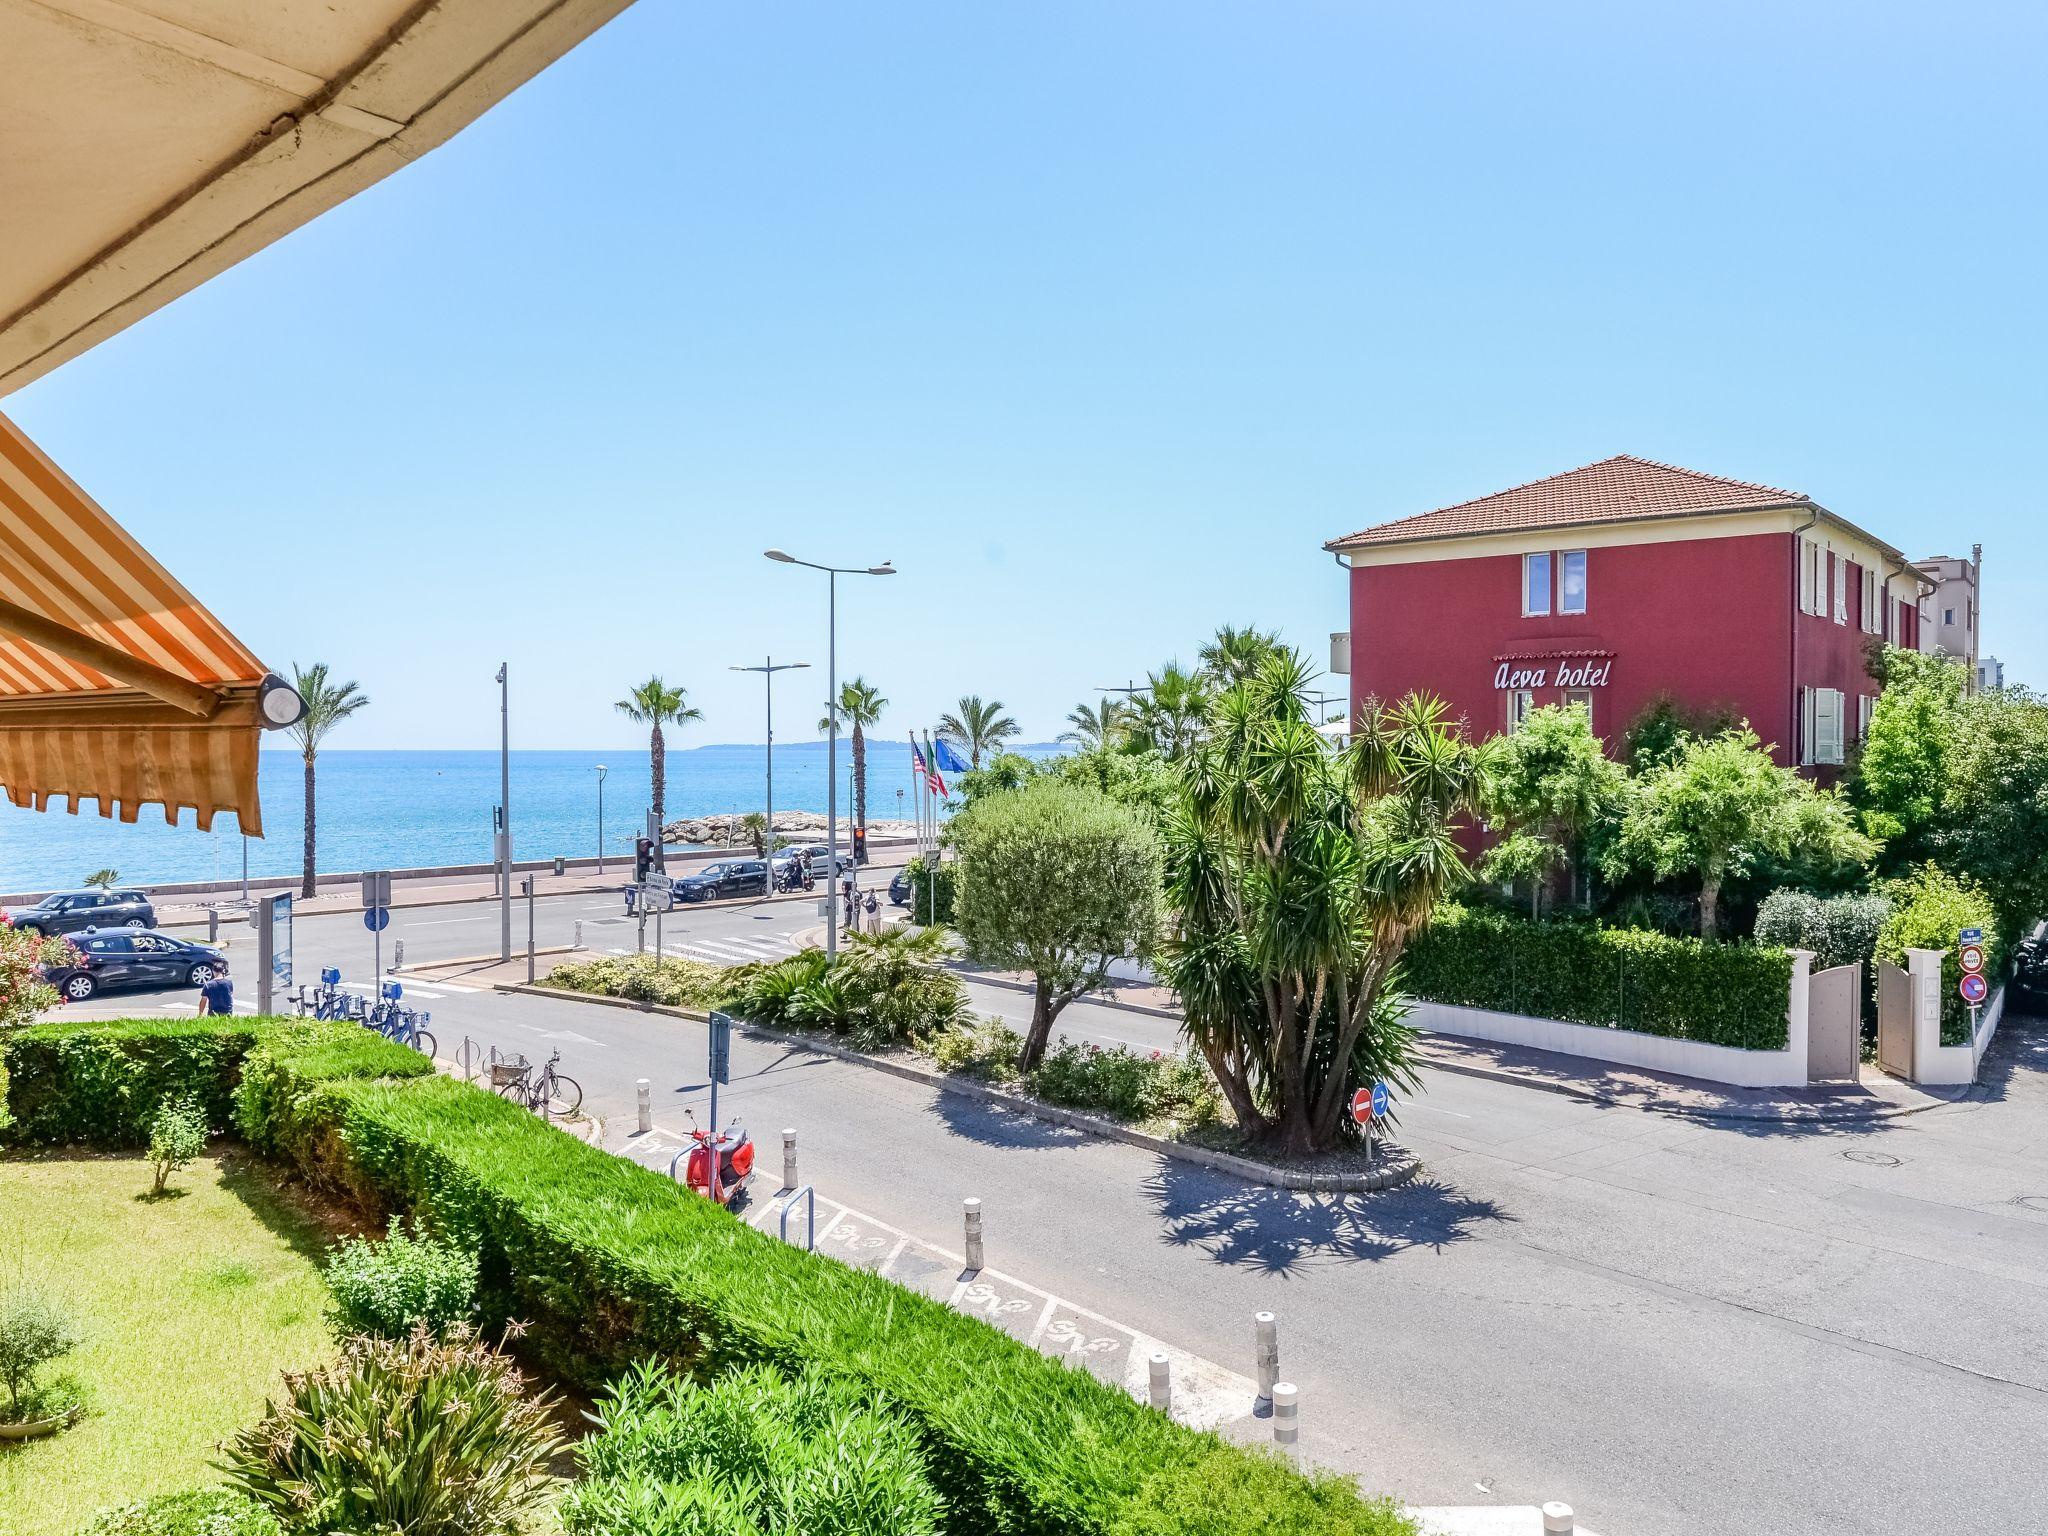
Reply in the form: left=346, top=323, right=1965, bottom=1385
left=671, top=1109, right=755, bottom=1206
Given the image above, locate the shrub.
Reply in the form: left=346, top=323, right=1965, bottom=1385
left=82, top=1489, right=281, bottom=1536
left=324, top=1220, right=479, bottom=1340
left=920, top=1017, right=1023, bottom=1082
left=147, top=1095, right=208, bottom=1196
left=902, top=856, right=955, bottom=925
left=1108, top=1445, right=1412, bottom=1536
left=734, top=932, right=967, bottom=1047
left=0, top=1283, right=80, bottom=1423
left=543, top=954, right=738, bottom=1010
left=220, top=1326, right=562, bottom=1536
left=1023, top=1039, right=1221, bottom=1127
left=2, top=1017, right=259, bottom=1145
left=1754, top=890, right=1891, bottom=972
left=563, top=1361, right=945, bottom=1536
left=1876, top=864, right=2001, bottom=1045
left=1403, top=904, right=1794, bottom=1050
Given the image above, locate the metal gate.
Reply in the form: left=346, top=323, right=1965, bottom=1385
left=1807, top=962, right=1861, bottom=1082
left=1876, top=960, right=1913, bottom=1079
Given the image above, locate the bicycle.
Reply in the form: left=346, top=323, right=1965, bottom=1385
left=373, top=1003, right=435, bottom=1059
left=495, top=1048, right=582, bottom=1118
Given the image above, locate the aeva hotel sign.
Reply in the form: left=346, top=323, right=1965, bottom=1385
left=1493, top=656, right=1615, bottom=690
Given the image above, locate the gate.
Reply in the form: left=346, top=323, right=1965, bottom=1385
left=1807, top=962, right=1861, bottom=1082
left=1876, top=960, right=1913, bottom=1079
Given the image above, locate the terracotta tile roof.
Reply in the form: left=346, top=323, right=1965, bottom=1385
left=1327, top=455, right=1810, bottom=550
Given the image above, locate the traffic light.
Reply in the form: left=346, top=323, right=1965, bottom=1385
left=852, top=826, right=868, bottom=865
left=634, top=837, right=653, bottom=883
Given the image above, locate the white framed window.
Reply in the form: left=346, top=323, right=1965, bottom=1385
left=1798, top=538, right=1819, bottom=614
left=1559, top=550, right=1587, bottom=615
left=1861, top=567, right=1880, bottom=634
left=1886, top=594, right=1899, bottom=644
left=1801, top=686, right=1846, bottom=766
left=1564, top=688, right=1593, bottom=728
left=1508, top=689, right=1536, bottom=732
left=1522, top=553, right=1552, bottom=617
left=1832, top=554, right=1848, bottom=625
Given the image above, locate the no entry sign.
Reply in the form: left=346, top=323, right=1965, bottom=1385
left=1350, top=1088, right=1373, bottom=1125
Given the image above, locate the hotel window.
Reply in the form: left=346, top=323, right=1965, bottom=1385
left=1559, top=550, right=1587, bottom=614
left=1522, top=553, right=1552, bottom=616
left=1508, top=690, right=1536, bottom=732
left=1799, top=538, right=1821, bottom=614
left=1801, top=686, right=1846, bottom=766
left=1832, top=554, right=1848, bottom=625
left=1564, top=688, right=1593, bottom=728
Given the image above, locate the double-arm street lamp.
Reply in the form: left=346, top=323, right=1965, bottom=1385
left=764, top=550, right=895, bottom=958
left=593, top=764, right=608, bottom=874
left=730, top=658, right=809, bottom=894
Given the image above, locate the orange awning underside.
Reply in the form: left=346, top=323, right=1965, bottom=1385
left=0, top=408, right=268, bottom=833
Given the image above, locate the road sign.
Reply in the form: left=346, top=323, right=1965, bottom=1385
left=1960, top=972, right=1989, bottom=1005
left=645, top=871, right=675, bottom=896
left=363, top=906, right=390, bottom=933
left=1959, top=943, right=1986, bottom=974
left=1350, top=1088, right=1373, bottom=1125
left=708, top=1009, right=733, bottom=1085
left=361, top=870, right=392, bottom=908
left=638, top=885, right=674, bottom=914
left=1960, top=927, right=1984, bottom=945
left=1372, top=1082, right=1392, bottom=1120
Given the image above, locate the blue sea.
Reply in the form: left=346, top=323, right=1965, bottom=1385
left=0, top=742, right=1059, bottom=893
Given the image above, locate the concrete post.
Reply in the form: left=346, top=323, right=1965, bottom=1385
left=1147, top=1352, right=1170, bottom=1414
left=1271, top=1381, right=1298, bottom=1452
left=782, top=1129, right=798, bottom=1191
left=635, top=1079, right=651, bottom=1135
left=962, top=1197, right=984, bottom=1272
left=1253, top=1312, right=1278, bottom=1403
left=1542, top=1502, right=1574, bottom=1534
left=1908, top=946, right=1944, bottom=1082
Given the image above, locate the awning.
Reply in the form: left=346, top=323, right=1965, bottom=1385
left=0, top=407, right=271, bottom=832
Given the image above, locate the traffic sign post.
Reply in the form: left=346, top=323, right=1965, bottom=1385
left=706, top=1010, right=735, bottom=1168
left=1959, top=971, right=1989, bottom=1006
left=1350, top=1083, right=1394, bottom=1168
left=1959, top=928, right=1989, bottom=1035
left=361, top=872, right=393, bottom=996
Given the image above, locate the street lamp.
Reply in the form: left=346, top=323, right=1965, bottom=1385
left=731, top=659, right=809, bottom=893
left=764, top=550, right=896, bottom=957
left=497, top=663, right=511, bottom=963
left=593, top=764, right=609, bottom=874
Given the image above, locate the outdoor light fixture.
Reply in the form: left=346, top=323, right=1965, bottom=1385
left=257, top=673, right=306, bottom=729
left=764, top=549, right=795, bottom=563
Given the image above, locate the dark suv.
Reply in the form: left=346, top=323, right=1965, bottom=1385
left=2, top=888, right=155, bottom=937
left=41, top=929, right=226, bottom=1002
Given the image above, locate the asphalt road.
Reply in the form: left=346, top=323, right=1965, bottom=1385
left=53, top=889, right=2048, bottom=1536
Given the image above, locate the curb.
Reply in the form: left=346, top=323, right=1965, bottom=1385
left=496, top=981, right=1419, bottom=1195
left=952, top=966, right=1183, bottom=1021
left=399, top=944, right=578, bottom=974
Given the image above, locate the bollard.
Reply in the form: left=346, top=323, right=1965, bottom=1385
left=575, top=920, right=584, bottom=951
left=782, top=1129, right=799, bottom=1192
left=636, top=1079, right=652, bottom=1135
left=1541, top=1503, right=1573, bottom=1535
left=1271, top=1382, right=1298, bottom=1452
left=207, top=908, right=219, bottom=944
left=962, top=1197, right=985, bottom=1272
left=1147, top=1352, right=1171, bottom=1415
left=1253, top=1312, right=1279, bottom=1403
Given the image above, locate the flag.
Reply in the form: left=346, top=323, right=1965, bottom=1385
left=933, top=737, right=971, bottom=774
left=920, top=733, right=947, bottom=796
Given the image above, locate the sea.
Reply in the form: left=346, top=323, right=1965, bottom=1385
left=0, top=741, right=1060, bottom=894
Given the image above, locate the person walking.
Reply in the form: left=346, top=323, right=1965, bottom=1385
left=197, top=959, right=234, bottom=1017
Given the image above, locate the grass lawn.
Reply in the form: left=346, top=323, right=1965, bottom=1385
left=0, top=1152, right=342, bottom=1536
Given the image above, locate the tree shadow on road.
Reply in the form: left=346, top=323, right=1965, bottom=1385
left=1143, top=1156, right=1510, bottom=1276
left=928, top=1089, right=1098, bottom=1152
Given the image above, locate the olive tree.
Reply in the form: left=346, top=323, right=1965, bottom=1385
left=1162, top=651, right=1482, bottom=1155
left=949, top=779, right=1164, bottom=1073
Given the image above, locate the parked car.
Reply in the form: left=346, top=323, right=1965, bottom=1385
left=2, top=888, right=154, bottom=937
left=676, top=859, right=770, bottom=903
left=2010, top=934, right=2048, bottom=1014
left=889, top=866, right=912, bottom=907
left=39, top=929, right=225, bottom=1001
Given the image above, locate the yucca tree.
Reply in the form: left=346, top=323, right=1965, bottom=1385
left=1197, top=623, right=1281, bottom=688
left=1127, top=663, right=1211, bottom=761
left=1162, top=648, right=1481, bottom=1155
left=820, top=677, right=888, bottom=833
left=614, top=677, right=701, bottom=832
left=1057, top=698, right=1129, bottom=751
left=287, top=663, right=370, bottom=899
left=938, top=695, right=1018, bottom=770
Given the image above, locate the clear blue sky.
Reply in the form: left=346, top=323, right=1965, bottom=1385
left=10, top=1, right=2043, bottom=749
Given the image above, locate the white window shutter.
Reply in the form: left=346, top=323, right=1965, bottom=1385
left=1799, top=541, right=1815, bottom=613
left=1800, top=686, right=1815, bottom=765
left=1832, top=556, right=1848, bottom=625
left=1815, top=688, right=1843, bottom=764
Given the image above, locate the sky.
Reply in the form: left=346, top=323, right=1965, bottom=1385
left=8, top=1, right=2044, bottom=749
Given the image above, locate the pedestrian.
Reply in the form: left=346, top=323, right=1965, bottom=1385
left=841, top=871, right=858, bottom=934
left=864, top=890, right=880, bottom=934
left=197, top=958, right=234, bottom=1017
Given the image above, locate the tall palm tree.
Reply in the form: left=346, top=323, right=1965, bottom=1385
left=287, top=663, right=369, bottom=899
left=1057, top=698, right=1128, bottom=750
left=614, top=677, right=701, bottom=832
left=1198, top=624, right=1281, bottom=688
left=1128, top=663, right=1212, bottom=760
left=819, top=677, right=888, bottom=833
left=938, top=695, right=1019, bottom=769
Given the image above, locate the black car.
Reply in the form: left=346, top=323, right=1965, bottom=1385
left=677, top=859, right=770, bottom=903
left=41, top=929, right=226, bottom=1002
left=889, top=866, right=912, bottom=907
left=3, top=888, right=155, bottom=937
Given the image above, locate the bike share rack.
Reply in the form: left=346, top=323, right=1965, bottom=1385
left=779, top=1185, right=816, bottom=1251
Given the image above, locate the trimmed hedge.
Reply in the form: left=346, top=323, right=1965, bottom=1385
left=904, top=855, right=956, bottom=925
left=1403, top=905, right=1794, bottom=1051
left=4, top=1018, right=1411, bottom=1536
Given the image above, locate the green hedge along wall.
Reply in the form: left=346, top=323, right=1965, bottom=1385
left=1403, top=905, right=1794, bottom=1051
left=3, top=1017, right=1411, bottom=1536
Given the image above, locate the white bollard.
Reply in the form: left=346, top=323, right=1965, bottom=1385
left=1253, top=1312, right=1278, bottom=1403
left=1542, top=1503, right=1574, bottom=1534
left=1271, top=1381, right=1298, bottom=1452
left=1147, top=1351, right=1171, bottom=1414
left=635, top=1079, right=651, bottom=1135
left=782, top=1128, right=798, bottom=1191
left=962, top=1197, right=985, bottom=1272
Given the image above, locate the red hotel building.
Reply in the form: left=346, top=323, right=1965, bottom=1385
left=1326, top=456, right=1927, bottom=774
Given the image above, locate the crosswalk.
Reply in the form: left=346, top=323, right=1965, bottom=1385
left=603, top=931, right=807, bottom=967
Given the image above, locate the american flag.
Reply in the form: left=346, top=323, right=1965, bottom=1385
left=912, top=736, right=945, bottom=796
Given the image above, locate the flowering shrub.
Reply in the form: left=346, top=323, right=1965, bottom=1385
left=1, top=922, right=71, bottom=1029
left=1028, top=1039, right=1222, bottom=1126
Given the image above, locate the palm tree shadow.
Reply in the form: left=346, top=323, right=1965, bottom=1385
left=1143, top=1156, right=1510, bottom=1276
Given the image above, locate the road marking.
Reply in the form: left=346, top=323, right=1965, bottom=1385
left=1410, top=1102, right=1474, bottom=1119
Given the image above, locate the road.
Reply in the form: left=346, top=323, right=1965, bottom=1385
left=52, top=886, right=2048, bottom=1536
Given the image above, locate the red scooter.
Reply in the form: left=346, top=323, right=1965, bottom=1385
left=672, top=1110, right=755, bottom=1206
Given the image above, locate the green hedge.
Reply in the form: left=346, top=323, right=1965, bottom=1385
left=5, top=1018, right=1410, bottom=1536
left=904, top=855, right=956, bottom=925
left=1403, top=905, right=1794, bottom=1051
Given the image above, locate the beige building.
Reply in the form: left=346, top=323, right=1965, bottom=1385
left=1913, top=547, right=1982, bottom=672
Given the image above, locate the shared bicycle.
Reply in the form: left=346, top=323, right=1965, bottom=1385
left=491, top=1047, right=582, bottom=1118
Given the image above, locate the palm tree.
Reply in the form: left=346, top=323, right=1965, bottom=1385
left=938, top=695, right=1019, bottom=770
left=287, top=663, right=369, bottom=899
left=83, top=868, right=119, bottom=891
left=1127, top=663, right=1212, bottom=760
left=1057, top=698, right=1128, bottom=751
left=819, top=677, right=888, bottom=833
left=614, top=677, right=702, bottom=833
left=1198, top=624, right=1281, bottom=687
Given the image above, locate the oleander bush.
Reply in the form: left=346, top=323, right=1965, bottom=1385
left=542, top=953, right=739, bottom=1010
left=562, top=1361, right=945, bottom=1536
left=1403, top=904, right=1794, bottom=1050
left=324, top=1220, right=479, bottom=1341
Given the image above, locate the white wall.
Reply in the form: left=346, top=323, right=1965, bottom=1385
left=1907, top=946, right=2003, bottom=1086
